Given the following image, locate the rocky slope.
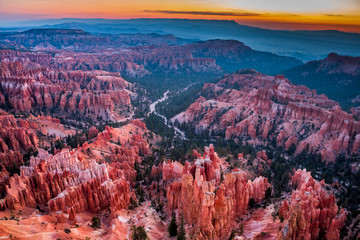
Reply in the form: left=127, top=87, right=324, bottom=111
left=0, top=147, right=132, bottom=219
left=283, top=53, right=360, bottom=109
left=182, top=40, right=302, bottom=74
left=119, top=39, right=301, bottom=76
left=0, top=29, right=107, bottom=51
left=0, top=108, right=79, bottom=174
left=0, top=110, right=38, bottom=153
left=172, top=70, right=360, bottom=162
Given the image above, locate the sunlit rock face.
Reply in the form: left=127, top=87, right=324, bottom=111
left=278, top=169, right=346, bottom=240
left=164, top=145, right=270, bottom=240
left=173, top=70, right=360, bottom=162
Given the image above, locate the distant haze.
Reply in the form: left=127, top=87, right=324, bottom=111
left=1, top=18, right=359, bottom=62
left=0, top=0, right=360, bottom=33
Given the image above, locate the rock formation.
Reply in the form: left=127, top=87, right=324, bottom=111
left=172, top=70, right=360, bottom=162
left=0, top=51, right=135, bottom=122
left=278, top=169, right=346, bottom=240
left=0, top=148, right=131, bottom=217
left=0, top=110, right=39, bottom=172
left=164, top=145, right=270, bottom=239
left=88, top=126, right=99, bottom=139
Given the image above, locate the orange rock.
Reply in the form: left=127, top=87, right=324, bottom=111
left=56, top=213, right=67, bottom=223
left=0, top=148, right=131, bottom=216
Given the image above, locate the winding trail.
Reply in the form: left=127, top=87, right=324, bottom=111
left=148, top=90, right=187, bottom=140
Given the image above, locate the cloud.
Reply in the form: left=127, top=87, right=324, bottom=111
left=324, top=14, right=346, bottom=17
left=144, top=10, right=261, bottom=17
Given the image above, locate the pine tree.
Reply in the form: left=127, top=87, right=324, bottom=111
left=220, top=166, right=224, bottom=182
left=177, top=214, right=186, bottom=240
left=228, top=230, right=236, bottom=240
left=90, top=216, right=101, bottom=229
left=132, top=225, right=148, bottom=240
left=168, top=213, right=178, bottom=237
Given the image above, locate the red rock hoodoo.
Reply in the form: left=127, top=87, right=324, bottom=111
left=278, top=169, right=346, bottom=240
left=164, top=145, right=270, bottom=239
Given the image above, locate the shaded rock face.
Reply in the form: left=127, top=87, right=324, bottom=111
left=165, top=145, right=270, bottom=240
left=182, top=40, right=302, bottom=74
left=112, top=39, right=300, bottom=76
left=0, top=51, right=135, bottom=122
left=278, top=169, right=346, bottom=240
left=172, top=71, right=360, bottom=162
left=283, top=53, right=360, bottom=109
left=0, top=148, right=131, bottom=216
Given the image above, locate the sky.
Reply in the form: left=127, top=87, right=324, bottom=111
left=0, top=0, right=360, bottom=32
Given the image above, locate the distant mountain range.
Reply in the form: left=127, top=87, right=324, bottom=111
left=1, top=18, right=360, bottom=61
left=0, top=28, right=301, bottom=77
left=283, top=53, right=360, bottom=110
left=0, top=28, right=196, bottom=51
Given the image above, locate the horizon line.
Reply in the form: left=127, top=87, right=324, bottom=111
left=0, top=17, right=359, bottom=34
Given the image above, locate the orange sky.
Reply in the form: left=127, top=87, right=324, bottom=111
left=0, top=0, right=360, bottom=32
